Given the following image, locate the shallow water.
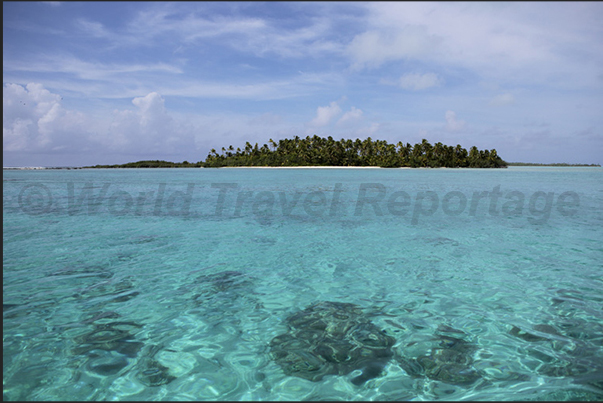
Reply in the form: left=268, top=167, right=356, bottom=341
left=3, top=166, right=603, bottom=401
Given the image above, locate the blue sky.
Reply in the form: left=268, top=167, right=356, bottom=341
left=3, top=1, right=603, bottom=166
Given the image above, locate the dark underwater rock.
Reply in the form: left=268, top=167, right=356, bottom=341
left=397, top=333, right=481, bottom=386
left=270, top=301, right=395, bottom=385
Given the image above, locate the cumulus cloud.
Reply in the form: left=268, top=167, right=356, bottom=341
left=308, top=101, right=342, bottom=127
left=2, top=83, right=196, bottom=162
left=132, top=92, right=168, bottom=126
left=98, top=92, right=190, bottom=154
left=304, top=99, right=380, bottom=137
left=489, top=93, right=515, bottom=106
left=3, top=83, right=87, bottom=152
left=2, top=82, right=307, bottom=166
left=337, top=106, right=363, bottom=126
left=398, top=72, right=443, bottom=90
left=445, top=110, right=466, bottom=132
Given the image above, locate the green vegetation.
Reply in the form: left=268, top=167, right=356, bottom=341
left=83, top=136, right=509, bottom=169
left=86, top=160, right=202, bottom=168
left=203, top=136, right=507, bottom=168
left=507, top=162, right=600, bottom=167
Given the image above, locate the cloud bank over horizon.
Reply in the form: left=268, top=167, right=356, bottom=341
left=3, top=2, right=603, bottom=166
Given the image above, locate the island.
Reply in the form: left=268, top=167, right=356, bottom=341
left=86, top=136, right=508, bottom=169
left=202, top=136, right=508, bottom=168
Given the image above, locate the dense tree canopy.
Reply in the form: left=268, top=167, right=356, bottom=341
left=203, top=136, right=507, bottom=168
left=85, top=136, right=509, bottom=168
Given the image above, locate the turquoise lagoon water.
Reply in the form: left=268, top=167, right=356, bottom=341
left=3, top=166, right=603, bottom=401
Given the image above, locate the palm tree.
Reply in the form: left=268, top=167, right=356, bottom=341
left=201, top=135, right=506, bottom=169
left=432, top=142, right=444, bottom=167
left=468, top=146, right=479, bottom=168
left=421, top=139, right=433, bottom=167
left=409, top=142, right=421, bottom=167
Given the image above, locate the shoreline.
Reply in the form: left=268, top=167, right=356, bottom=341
left=4, top=166, right=416, bottom=170
left=5, top=165, right=601, bottom=170
left=217, top=165, right=392, bottom=169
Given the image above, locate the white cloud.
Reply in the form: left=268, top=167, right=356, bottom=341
left=3, top=83, right=87, bottom=152
left=99, top=92, right=187, bottom=153
left=3, top=118, right=32, bottom=152
left=2, top=82, right=306, bottom=165
left=104, top=5, right=342, bottom=59
left=337, top=106, right=363, bottom=126
left=2, top=83, right=190, bottom=157
left=131, top=92, right=168, bottom=126
left=125, top=6, right=267, bottom=45
left=398, top=72, right=442, bottom=90
left=348, top=2, right=603, bottom=88
left=347, top=26, right=441, bottom=70
left=489, top=93, right=515, bottom=106
left=308, top=101, right=342, bottom=127
left=238, top=17, right=342, bottom=59
left=354, top=122, right=380, bottom=138
left=303, top=98, right=384, bottom=137
left=3, top=55, right=183, bottom=81
left=445, top=110, right=466, bottom=132
left=3, top=55, right=343, bottom=101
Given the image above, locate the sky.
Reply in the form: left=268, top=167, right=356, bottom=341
left=3, top=1, right=603, bottom=167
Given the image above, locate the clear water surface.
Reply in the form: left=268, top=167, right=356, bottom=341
left=3, top=166, right=603, bottom=401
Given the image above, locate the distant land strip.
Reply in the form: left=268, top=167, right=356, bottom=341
left=506, top=162, right=600, bottom=167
